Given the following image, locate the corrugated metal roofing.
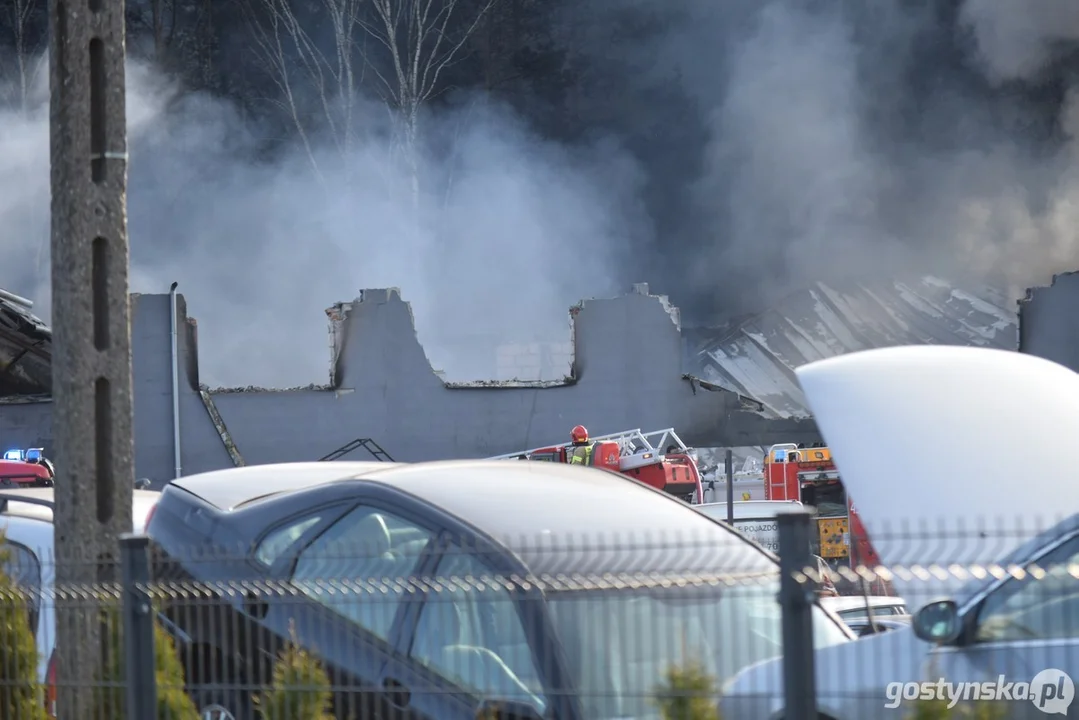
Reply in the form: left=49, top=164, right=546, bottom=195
left=685, top=276, right=1017, bottom=420
left=0, top=289, right=51, bottom=397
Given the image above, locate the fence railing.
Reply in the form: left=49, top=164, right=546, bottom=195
left=3, top=512, right=1077, bottom=719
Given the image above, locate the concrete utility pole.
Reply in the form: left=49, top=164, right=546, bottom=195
left=49, top=0, right=135, bottom=714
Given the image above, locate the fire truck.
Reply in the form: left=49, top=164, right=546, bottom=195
left=763, top=443, right=880, bottom=569
left=0, top=448, right=54, bottom=487
left=491, top=428, right=705, bottom=503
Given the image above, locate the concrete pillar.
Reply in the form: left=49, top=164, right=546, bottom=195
left=49, top=0, right=135, bottom=713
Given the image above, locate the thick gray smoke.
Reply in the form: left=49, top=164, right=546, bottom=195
left=703, top=0, right=1079, bottom=309
left=961, top=0, right=1079, bottom=84
left=0, top=61, right=640, bottom=387
left=696, top=4, right=897, bottom=291
left=563, top=0, right=1079, bottom=315
left=6, top=0, right=1079, bottom=387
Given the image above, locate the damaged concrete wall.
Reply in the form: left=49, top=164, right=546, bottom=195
left=0, top=399, right=52, bottom=453
left=1018, top=272, right=1079, bottom=372
left=211, top=285, right=818, bottom=465
left=495, top=341, right=574, bottom=381
left=131, top=294, right=233, bottom=484
left=0, top=284, right=817, bottom=485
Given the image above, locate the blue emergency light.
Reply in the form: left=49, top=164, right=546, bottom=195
left=2, top=449, right=45, bottom=462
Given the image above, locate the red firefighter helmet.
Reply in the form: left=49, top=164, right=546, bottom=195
left=570, top=425, right=589, bottom=444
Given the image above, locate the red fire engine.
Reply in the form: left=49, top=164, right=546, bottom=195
left=0, top=447, right=54, bottom=487
left=763, top=443, right=879, bottom=569
left=491, top=428, right=704, bottom=503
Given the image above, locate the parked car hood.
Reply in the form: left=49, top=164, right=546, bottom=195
left=722, top=347, right=1079, bottom=720
left=795, top=346, right=1079, bottom=582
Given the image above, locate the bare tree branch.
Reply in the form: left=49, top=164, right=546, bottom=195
left=241, top=0, right=500, bottom=204
left=357, top=0, right=500, bottom=207
left=0, top=0, right=47, bottom=113
left=242, top=0, right=368, bottom=182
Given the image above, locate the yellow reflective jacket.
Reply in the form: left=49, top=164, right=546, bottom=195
left=569, top=443, right=594, bottom=465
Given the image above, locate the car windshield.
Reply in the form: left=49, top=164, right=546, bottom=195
left=546, top=577, right=848, bottom=720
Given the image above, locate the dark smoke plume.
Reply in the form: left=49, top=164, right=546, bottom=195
left=3, top=0, right=1079, bottom=386
left=559, top=0, right=1079, bottom=318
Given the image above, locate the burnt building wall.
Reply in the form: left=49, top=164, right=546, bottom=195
left=0, top=285, right=819, bottom=487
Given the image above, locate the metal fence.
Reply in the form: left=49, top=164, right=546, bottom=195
left=4, top=512, right=1078, bottom=719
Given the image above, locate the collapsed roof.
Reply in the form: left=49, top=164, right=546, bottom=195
left=0, top=289, right=51, bottom=398
left=0, top=276, right=1019, bottom=413
left=685, top=276, right=1017, bottom=420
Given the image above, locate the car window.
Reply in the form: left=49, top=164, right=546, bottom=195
left=974, top=534, right=1079, bottom=642
left=254, top=512, right=324, bottom=566
left=839, top=605, right=901, bottom=622
left=1, top=542, right=41, bottom=634
left=291, top=505, right=434, bottom=642
left=410, top=550, right=547, bottom=715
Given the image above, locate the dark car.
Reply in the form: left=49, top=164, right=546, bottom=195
left=147, top=460, right=853, bottom=720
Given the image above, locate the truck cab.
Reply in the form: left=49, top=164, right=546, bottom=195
left=763, top=443, right=880, bottom=571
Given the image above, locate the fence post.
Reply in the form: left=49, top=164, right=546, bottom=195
left=120, top=534, right=158, bottom=718
left=777, top=512, right=816, bottom=720
left=724, top=449, right=734, bottom=524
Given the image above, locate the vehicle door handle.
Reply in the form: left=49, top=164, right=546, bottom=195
left=382, top=677, right=411, bottom=708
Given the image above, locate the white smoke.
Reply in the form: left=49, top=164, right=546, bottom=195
left=0, top=60, right=642, bottom=387
left=678, top=0, right=1079, bottom=306
left=698, top=4, right=906, bottom=290
left=960, top=0, right=1079, bottom=84
left=7, top=0, right=1079, bottom=389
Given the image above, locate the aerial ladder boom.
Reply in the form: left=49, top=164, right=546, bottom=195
left=489, top=427, right=695, bottom=470
left=490, top=427, right=703, bottom=503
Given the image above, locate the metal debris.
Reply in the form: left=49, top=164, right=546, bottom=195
left=0, top=289, right=52, bottom=397
left=686, top=276, right=1016, bottom=419
left=445, top=377, right=576, bottom=389
left=198, top=389, right=245, bottom=466
left=0, top=394, right=51, bottom=405
left=681, top=374, right=765, bottom=413
left=204, top=383, right=332, bottom=394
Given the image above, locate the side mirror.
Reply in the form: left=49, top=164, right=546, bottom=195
left=134, top=478, right=152, bottom=490
left=912, top=599, right=962, bottom=645
left=475, top=699, right=545, bottom=720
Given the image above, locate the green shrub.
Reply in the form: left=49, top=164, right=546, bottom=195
left=0, top=542, right=47, bottom=720
left=152, top=623, right=201, bottom=720
left=93, top=602, right=199, bottom=720
left=255, top=625, right=334, bottom=720
left=653, top=659, right=721, bottom=720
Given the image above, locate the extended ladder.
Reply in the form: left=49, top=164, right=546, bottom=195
left=489, top=428, right=691, bottom=461
left=319, top=438, right=395, bottom=462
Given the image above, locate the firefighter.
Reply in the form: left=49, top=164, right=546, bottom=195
left=569, top=425, right=594, bottom=465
